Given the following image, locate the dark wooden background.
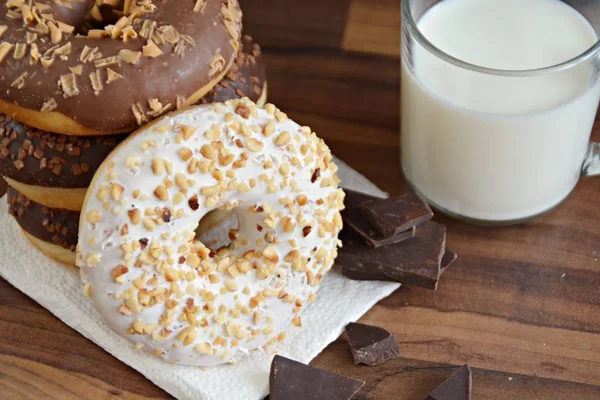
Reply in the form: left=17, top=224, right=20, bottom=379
left=1, top=0, right=600, bottom=398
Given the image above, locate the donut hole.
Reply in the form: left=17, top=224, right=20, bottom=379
left=195, top=209, right=239, bottom=251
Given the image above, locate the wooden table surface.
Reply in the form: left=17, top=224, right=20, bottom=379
left=2, top=0, right=600, bottom=398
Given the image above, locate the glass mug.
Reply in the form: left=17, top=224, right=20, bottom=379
left=401, top=0, right=600, bottom=224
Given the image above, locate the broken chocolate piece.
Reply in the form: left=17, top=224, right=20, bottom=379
left=440, top=249, right=457, bottom=275
left=345, top=322, right=400, bottom=366
left=339, top=222, right=446, bottom=289
left=427, top=364, right=472, bottom=400
left=342, top=189, right=416, bottom=248
left=360, top=192, right=433, bottom=238
left=270, top=355, right=364, bottom=400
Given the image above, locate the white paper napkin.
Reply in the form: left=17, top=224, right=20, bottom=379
left=0, top=157, right=399, bottom=400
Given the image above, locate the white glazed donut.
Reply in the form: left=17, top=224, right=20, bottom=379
left=77, top=98, right=344, bottom=366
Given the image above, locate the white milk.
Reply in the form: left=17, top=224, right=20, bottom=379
left=401, top=0, right=600, bottom=222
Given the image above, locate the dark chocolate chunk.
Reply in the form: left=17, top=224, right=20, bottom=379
left=427, top=364, right=472, bottom=400
left=360, top=192, right=433, bottom=238
left=345, top=322, right=400, bottom=366
left=339, top=222, right=446, bottom=289
left=440, top=249, right=457, bottom=275
left=342, top=189, right=416, bottom=248
left=269, top=355, right=364, bottom=400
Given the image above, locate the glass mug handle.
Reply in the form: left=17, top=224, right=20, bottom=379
left=582, top=141, right=600, bottom=177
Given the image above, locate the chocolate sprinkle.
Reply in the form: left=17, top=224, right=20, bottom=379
left=199, top=35, right=266, bottom=105
left=6, top=186, right=79, bottom=251
left=0, top=114, right=126, bottom=188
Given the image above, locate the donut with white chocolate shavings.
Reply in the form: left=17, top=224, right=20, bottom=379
left=0, top=0, right=242, bottom=135
left=77, top=98, right=344, bottom=366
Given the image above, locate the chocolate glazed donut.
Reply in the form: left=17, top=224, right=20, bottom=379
left=0, top=0, right=242, bottom=135
left=0, top=114, right=125, bottom=209
left=7, top=186, right=79, bottom=265
left=0, top=34, right=268, bottom=210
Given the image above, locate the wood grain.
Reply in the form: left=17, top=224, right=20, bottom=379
left=2, top=0, right=600, bottom=398
left=342, top=0, right=401, bottom=56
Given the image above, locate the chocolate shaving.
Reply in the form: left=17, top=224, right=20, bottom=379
left=339, top=222, right=446, bottom=289
left=427, top=364, right=472, bottom=400
left=269, top=355, right=364, bottom=400
left=345, top=322, right=400, bottom=366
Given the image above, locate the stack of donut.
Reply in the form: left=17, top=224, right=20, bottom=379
left=0, top=0, right=267, bottom=266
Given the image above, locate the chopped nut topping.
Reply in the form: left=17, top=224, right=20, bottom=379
left=0, top=25, right=6, bottom=39
left=188, top=195, right=199, bottom=211
left=179, top=147, right=193, bottom=161
left=200, top=144, right=215, bottom=159
left=86, top=211, right=101, bottom=223
left=246, top=138, right=263, bottom=152
left=302, top=226, right=312, bottom=237
left=235, top=104, right=250, bottom=119
left=262, top=120, right=275, bottom=137
left=112, top=265, right=129, bottom=282
left=110, top=183, right=125, bottom=201
left=128, top=208, right=142, bottom=225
